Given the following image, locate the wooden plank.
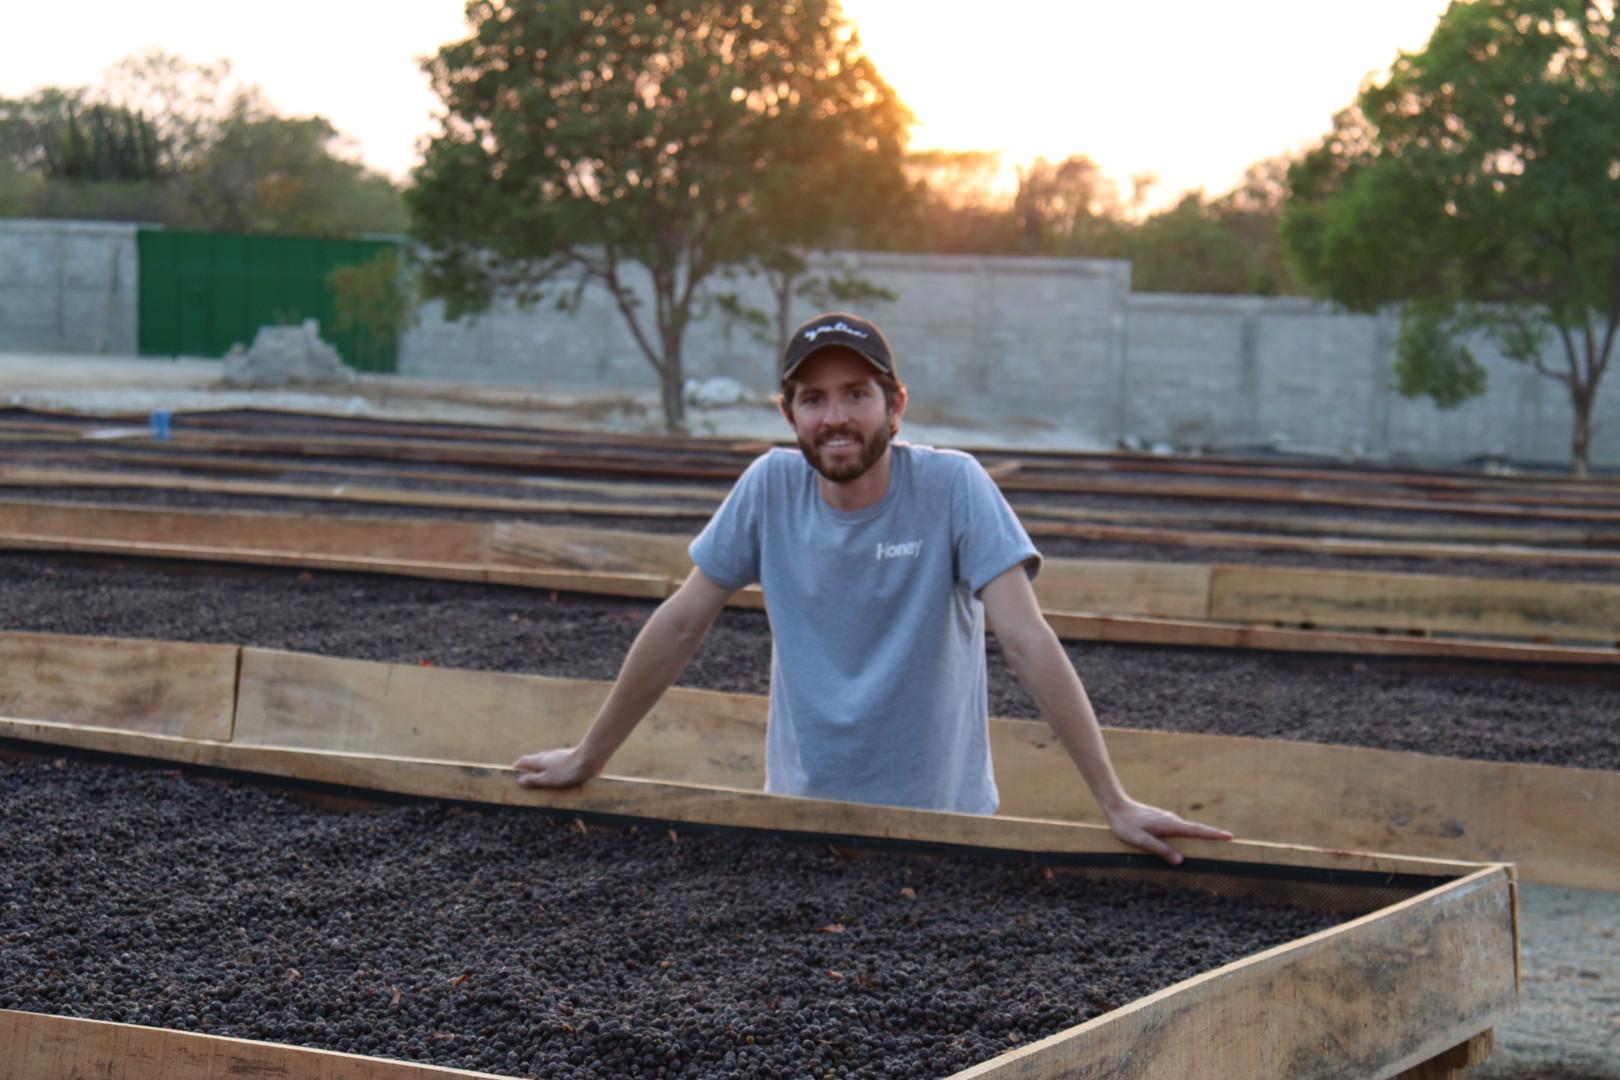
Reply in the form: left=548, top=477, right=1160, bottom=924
left=1210, top=564, right=1620, bottom=643
left=956, top=868, right=1516, bottom=1080
left=8, top=448, right=732, bottom=506
left=992, top=722, right=1620, bottom=892
left=1032, top=558, right=1213, bottom=620
left=0, top=631, right=235, bottom=740
left=0, top=713, right=1493, bottom=881
left=0, top=499, right=491, bottom=563
left=228, top=647, right=1620, bottom=889
left=0, top=466, right=719, bottom=518
left=1009, top=501, right=1620, bottom=547
left=1024, top=518, right=1620, bottom=568
left=491, top=520, right=694, bottom=576
left=1392, top=1030, right=1495, bottom=1079
left=233, top=649, right=765, bottom=785
left=0, top=1010, right=502, bottom=1079
left=0, top=532, right=675, bottom=601
left=1041, top=609, right=1620, bottom=664
left=998, top=472, right=1620, bottom=523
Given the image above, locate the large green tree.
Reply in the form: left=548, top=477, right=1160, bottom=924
left=1284, top=0, right=1620, bottom=474
left=408, top=0, right=912, bottom=431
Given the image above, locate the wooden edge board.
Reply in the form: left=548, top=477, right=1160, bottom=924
left=953, top=867, right=1516, bottom=1080
left=1041, top=609, right=1620, bottom=664
left=0, top=1010, right=502, bottom=1080
left=1012, top=500, right=1620, bottom=546
left=1024, top=518, right=1620, bottom=567
left=0, top=532, right=675, bottom=600
left=0, top=714, right=1492, bottom=880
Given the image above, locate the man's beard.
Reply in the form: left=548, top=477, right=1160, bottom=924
left=799, top=421, right=893, bottom=482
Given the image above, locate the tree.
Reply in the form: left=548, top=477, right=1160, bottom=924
left=1011, top=154, right=1127, bottom=257
left=1130, top=158, right=1303, bottom=295
left=1284, top=0, right=1620, bottom=475
left=1, top=50, right=405, bottom=237
left=178, top=97, right=406, bottom=235
left=408, top=0, right=912, bottom=432
left=892, top=149, right=1017, bottom=254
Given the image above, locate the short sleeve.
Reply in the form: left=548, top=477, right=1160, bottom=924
left=951, top=457, right=1042, bottom=596
left=688, top=454, right=770, bottom=590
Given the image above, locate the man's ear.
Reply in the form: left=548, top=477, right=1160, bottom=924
left=888, top=385, right=908, bottom=434
left=776, top=391, right=795, bottom=431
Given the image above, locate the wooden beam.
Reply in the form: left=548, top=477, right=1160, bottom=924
left=0, top=712, right=1495, bottom=881
left=1023, top=518, right=1620, bottom=568
left=0, top=532, right=675, bottom=601
left=1392, top=1030, right=1495, bottom=1079
left=953, top=870, right=1514, bottom=1080
left=1013, top=501, right=1620, bottom=547
left=1040, top=609, right=1620, bottom=665
left=0, top=631, right=236, bottom=741
left=997, top=472, right=1620, bottom=523
left=0, top=1010, right=503, bottom=1079
left=225, top=646, right=1620, bottom=890
left=0, top=466, right=716, bottom=517
left=1209, top=565, right=1620, bottom=644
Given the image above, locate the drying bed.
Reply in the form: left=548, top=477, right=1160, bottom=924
left=1, top=751, right=1353, bottom=1079
left=2, top=550, right=1614, bottom=773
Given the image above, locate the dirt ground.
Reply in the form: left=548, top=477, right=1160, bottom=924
left=4, top=351, right=1618, bottom=1077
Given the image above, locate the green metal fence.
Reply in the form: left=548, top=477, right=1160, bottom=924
left=136, top=228, right=400, bottom=372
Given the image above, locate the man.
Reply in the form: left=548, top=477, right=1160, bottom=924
left=515, top=312, right=1230, bottom=864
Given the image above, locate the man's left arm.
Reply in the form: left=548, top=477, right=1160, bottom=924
left=980, top=565, right=1233, bottom=865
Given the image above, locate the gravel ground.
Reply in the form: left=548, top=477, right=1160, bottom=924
left=2, top=551, right=1616, bottom=772
left=1, top=753, right=1350, bottom=1079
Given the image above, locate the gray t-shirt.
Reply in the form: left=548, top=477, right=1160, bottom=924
left=688, top=442, right=1041, bottom=814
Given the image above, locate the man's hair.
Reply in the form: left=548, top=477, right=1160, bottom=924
left=777, top=370, right=906, bottom=422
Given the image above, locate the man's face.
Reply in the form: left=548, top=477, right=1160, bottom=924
left=783, top=348, right=903, bottom=483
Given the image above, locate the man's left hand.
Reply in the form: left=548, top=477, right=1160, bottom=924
left=1106, top=799, right=1233, bottom=866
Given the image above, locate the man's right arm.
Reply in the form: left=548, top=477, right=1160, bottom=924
left=513, top=568, right=736, bottom=788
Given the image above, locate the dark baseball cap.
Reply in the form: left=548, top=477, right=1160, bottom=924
left=780, top=312, right=896, bottom=381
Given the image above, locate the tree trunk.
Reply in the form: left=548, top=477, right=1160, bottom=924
left=1570, top=386, right=1592, bottom=478
left=659, top=328, right=687, bottom=435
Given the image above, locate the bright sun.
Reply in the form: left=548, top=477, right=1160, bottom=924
left=839, top=0, right=1453, bottom=208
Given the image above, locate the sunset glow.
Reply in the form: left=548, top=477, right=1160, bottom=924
left=1, top=0, right=1452, bottom=209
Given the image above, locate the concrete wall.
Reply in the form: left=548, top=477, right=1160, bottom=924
left=0, top=220, right=139, bottom=356
left=398, top=251, right=1132, bottom=443
left=1, top=218, right=1614, bottom=468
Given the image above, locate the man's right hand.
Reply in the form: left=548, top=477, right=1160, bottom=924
left=513, top=747, right=598, bottom=789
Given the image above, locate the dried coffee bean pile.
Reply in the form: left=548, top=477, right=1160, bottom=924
left=4, top=551, right=1617, bottom=771
left=2, top=755, right=1349, bottom=1079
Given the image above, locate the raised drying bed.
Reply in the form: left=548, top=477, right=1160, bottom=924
left=0, top=632, right=1517, bottom=1079
left=3, top=499, right=1618, bottom=661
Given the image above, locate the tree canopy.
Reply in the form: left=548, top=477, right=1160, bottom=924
left=1284, top=0, right=1620, bottom=474
left=0, top=50, right=406, bottom=236
left=408, top=0, right=913, bottom=431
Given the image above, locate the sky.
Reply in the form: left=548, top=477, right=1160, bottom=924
left=1, top=0, right=1453, bottom=211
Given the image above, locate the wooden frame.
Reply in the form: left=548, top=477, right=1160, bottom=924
left=5, top=500, right=1620, bottom=660
left=0, top=712, right=1517, bottom=1080
left=4, top=629, right=1611, bottom=890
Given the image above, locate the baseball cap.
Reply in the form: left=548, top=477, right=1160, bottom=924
left=780, top=312, right=896, bottom=382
